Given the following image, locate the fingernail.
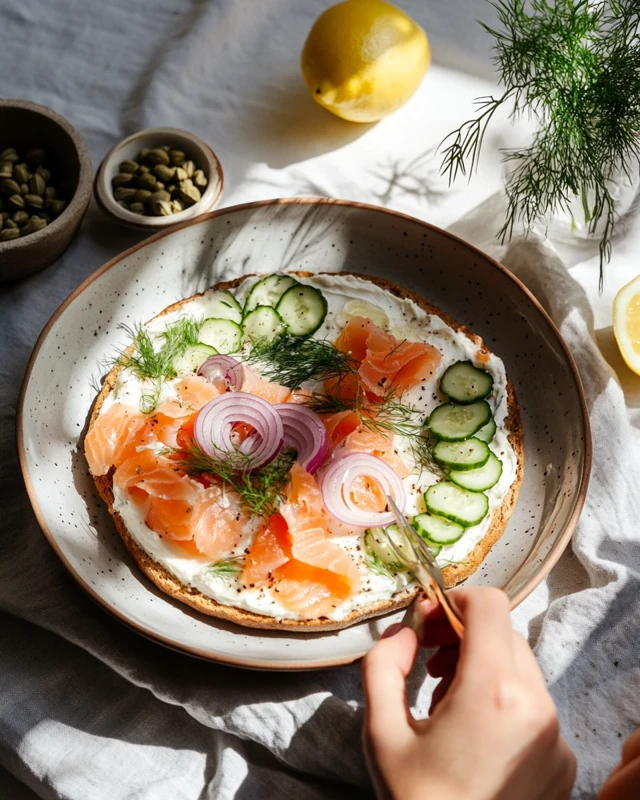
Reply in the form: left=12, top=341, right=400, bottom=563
left=381, top=622, right=405, bottom=639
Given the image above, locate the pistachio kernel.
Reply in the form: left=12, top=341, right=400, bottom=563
left=138, top=148, right=150, bottom=161
left=4, top=218, right=18, bottom=228
left=174, top=166, right=188, bottom=182
left=13, top=163, right=31, bottom=185
left=21, top=216, right=47, bottom=236
left=36, top=212, right=52, bottom=223
left=0, top=148, right=19, bottom=163
left=183, top=160, right=196, bottom=178
left=112, top=172, right=134, bottom=187
left=0, top=162, right=13, bottom=179
left=192, top=169, right=208, bottom=188
left=36, top=166, right=52, bottom=183
left=25, top=193, right=44, bottom=209
left=0, top=227, right=20, bottom=241
left=44, top=186, right=58, bottom=200
left=119, top=159, right=139, bottom=174
left=155, top=199, right=173, bottom=216
left=169, top=149, right=185, bottom=166
left=155, top=181, right=165, bottom=190
left=138, top=164, right=151, bottom=174
left=153, top=164, right=175, bottom=182
left=7, top=194, right=25, bottom=210
left=19, top=183, right=29, bottom=197
left=134, top=189, right=152, bottom=203
left=0, top=178, right=21, bottom=197
left=148, top=189, right=171, bottom=205
left=128, top=202, right=146, bottom=215
left=48, top=199, right=68, bottom=217
left=136, top=173, right=157, bottom=190
left=114, top=187, right=137, bottom=203
left=146, top=148, right=171, bottom=166
left=12, top=210, right=29, bottom=225
left=180, top=183, right=201, bottom=206
left=170, top=199, right=185, bottom=214
left=29, top=174, right=46, bottom=196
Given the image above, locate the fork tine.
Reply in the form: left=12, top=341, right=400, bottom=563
left=386, top=496, right=423, bottom=564
left=384, top=528, right=412, bottom=565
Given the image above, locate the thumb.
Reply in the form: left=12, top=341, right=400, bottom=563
left=362, top=625, right=418, bottom=741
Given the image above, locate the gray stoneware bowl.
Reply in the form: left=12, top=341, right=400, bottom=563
left=0, top=99, right=92, bottom=282
left=18, top=198, right=591, bottom=669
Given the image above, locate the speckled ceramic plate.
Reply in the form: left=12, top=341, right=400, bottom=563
left=18, top=199, right=591, bottom=670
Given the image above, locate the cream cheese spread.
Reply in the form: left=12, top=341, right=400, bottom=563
left=103, top=273, right=517, bottom=621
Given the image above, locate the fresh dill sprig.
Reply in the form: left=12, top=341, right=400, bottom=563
left=303, top=387, right=442, bottom=475
left=245, top=333, right=357, bottom=389
left=440, top=0, right=640, bottom=285
left=175, top=445, right=295, bottom=517
left=207, top=556, right=244, bottom=579
left=116, top=317, right=202, bottom=381
left=365, top=552, right=400, bottom=580
left=115, top=317, right=202, bottom=412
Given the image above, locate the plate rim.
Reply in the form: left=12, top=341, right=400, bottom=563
left=16, top=197, right=592, bottom=669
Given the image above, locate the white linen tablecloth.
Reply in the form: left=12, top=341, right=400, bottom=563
left=1, top=1, right=639, bottom=798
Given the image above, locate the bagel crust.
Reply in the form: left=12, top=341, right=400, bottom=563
left=89, top=272, right=524, bottom=632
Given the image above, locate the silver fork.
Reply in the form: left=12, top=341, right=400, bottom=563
left=385, top=496, right=464, bottom=638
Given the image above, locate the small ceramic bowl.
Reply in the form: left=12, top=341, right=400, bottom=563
left=0, top=99, right=92, bottom=283
left=94, top=127, right=224, bottom=230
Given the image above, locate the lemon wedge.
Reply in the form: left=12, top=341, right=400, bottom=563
left=301, top=0, right=430, bottom=123
left=613, top=274, right=640, bottom=376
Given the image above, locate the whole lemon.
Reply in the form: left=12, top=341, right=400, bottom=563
left=301, top=0, right=430, bottom=123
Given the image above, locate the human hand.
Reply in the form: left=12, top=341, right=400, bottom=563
left=598, top=728, right=640, bottom=800
left=361, top=587, right=576, bottom=800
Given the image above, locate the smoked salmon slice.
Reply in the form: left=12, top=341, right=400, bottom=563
left=321, top=410, right=361, bottom=447
left=113, top=449, right=195, bottom=501
left=272, top=560, right=352, bottom=619
left=191, top=486, right=251, bottom=560
left=335, top=316, right=376, bottom=361
left=155, top=375, right=220, bottom=418
left=333, top=316, right=441, bottom=399
left=280, top=463, right=361, bottom=590
left=84, top=404, right=148, bottom=476
left=241, top=513, right=291, bottom=588
left=241, top=367, right=291, bottom=404
left=336, top=424, right=410, bottom=479
left=358, top=326, right=441, bottom=398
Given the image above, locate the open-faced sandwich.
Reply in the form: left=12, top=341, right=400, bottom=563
left=85, top=272, right=523, bottom=631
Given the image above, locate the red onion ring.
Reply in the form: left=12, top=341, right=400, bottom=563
left=198, top=355, right=243, bottom=392
left=194, top=392, right=283, bottom=468
left=274, top=404, right=328, bottom=474
left=320, top=453, right=406, bottom=527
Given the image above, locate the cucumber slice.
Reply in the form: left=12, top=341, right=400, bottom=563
left=425, top=481, right=489, bottom=527
left=242, top=306, right=286, bottom=343
left=474, top=416, right=497, bottom=443
left=433, top=437, right=490, bottom=471
left=173, top=343, right=217, bottom=375
left=203, top=290, right=243, bottom=323
left=199, top=318, right=243, bottom=354
left=244, top=274, right=299, bottom=314
left=440, top=361, right=493, bottom=404
left=450, top=451, right=503, bottom=492
left=275, top=284, right=328, bottom=336
left=364, top=526, right=404, bottom=571
left=413, top=512, right=465, bottom=545
left=428, top=400, right=491, bottom=441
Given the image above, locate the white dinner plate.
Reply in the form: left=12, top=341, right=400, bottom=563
left=18, top=199, right=591, bottom=669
